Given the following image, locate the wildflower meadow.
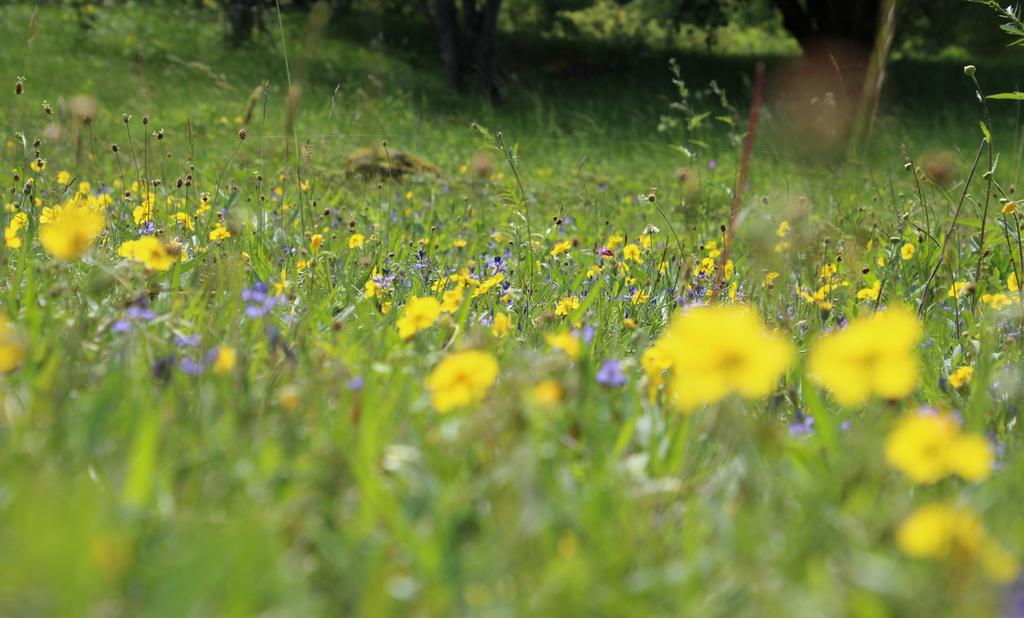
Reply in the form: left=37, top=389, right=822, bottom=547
left=3, top=0, right=1024, bottom=616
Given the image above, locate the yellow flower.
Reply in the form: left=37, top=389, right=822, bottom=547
left=856, top=279, right=881, bottom=301
left=531, top=380, right=564, bottom=406
left=441, top=287, right=464, bottom=313
left=948, top=366, right=973, bottom=389
left=396, top=296, right=442, bottom=340
left=885, top=411, right=992, bottom=484
left=453, top=238, right=467, bottom=249
left=491, top=312, right=511, bottom=338
left=623, top=243, right=644, bottom=264
left=1003, top=201, right=1017, bottom=215
left=900, top=243, right=916, bottom=260
left=948, top=281, right=972, bottom=298
left=118, top=236, right=176, bottom=271
left=209, top=224, right=231, bottom=241
left=39, top=202, right=105, bottom=261
left=550, top=240, right=571, bottom=257
left=897, top=502, right=1018, bottom=583
left=348, top=233, right=365, bottom=249
left=472, top=273, right=504, bottom=298
left=212, top=345, right=237, bottom=374
left=776, top=221, right=790, bottom=238
left=4, top=212, right=28, bottom=249
left=808, top=307, right=921, bottom=407
left=310, top=233, right=323, bottom=253
left=547, top=331, right=581, bottom=360
left=657, top=305, right=794, bottom=412
left=0, top=314, right=26, bottom=373
left=172, top=211, right=194, bottom=231
left=605, top=235, right=624, bottom=250
left=641, top=340, right=673, bottom=401
left=764, top=271, right=780, bottom=287
left=426, top=350, right=498, bottom=412
left=981, top=293, right=1014, bottom=310
left=555, top=296, right=580, bottom=317
left=56, top=170, right=72, bottom=185
left=1010, top=272, right=1019, bottom=293
left=30, top=158, right=46, bottom=172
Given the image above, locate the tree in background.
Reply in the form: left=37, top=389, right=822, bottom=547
left=426, top=0, right=505, bottom=105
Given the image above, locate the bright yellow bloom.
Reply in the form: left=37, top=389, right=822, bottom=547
left=808, top=307, right=921, bottom=406
left=441, top=287, right=464, bottom=313
left=491, top=312, right=511, bottom=338
left=605, top=235, right=624, bottom=250
left=897, top=502, right=1018, bottom=583
left=39, top=202, right=105, bottom=261
left=56, top=170, right=71, bottom=185
left=948, top=281, right=972, bottom=298
left=310, top=233, right=323, bottom=253
left=396, top=296, right=442, bottom=340
left=30, top=158, right=46, bottom=172
left=1003, top=201, right=1017, bottom=215
left=531, top=380, right=564, bottom=406
left=4, top=212, right=28, bottom=249
left=901, top=243, right=916, bottom=260
left=426, top=350, right=498, bottom=412
left=172, top=211, right=194, bottom=231
left=118, top=236, right=176, bottom=271
left=472, top=273, right=503, bottom=298
left=550, top=240, right=571, bottom=257
left=555, top=296, right=580, bottom=317
left=948, top=366, right=973, bottom=389
left=0, top=314, right=25, bottom=373
left=212, top=345, right=237, bottom=374
left=856, top=279, right=881, bottom=301
left=641, top=339, right=673, bottom=401
left=657, top=305, right=794, bottom=412
left=981, top=293, right=1015, bottom=310
left=349, top=233, right=365, bottom=249
left=885, top=411, right=992, bottom=484
left=547, top=331, right=581, bottom=360
left=209, top=224, right=231, bottom=241
left=623, top=243, right=644, bottom=264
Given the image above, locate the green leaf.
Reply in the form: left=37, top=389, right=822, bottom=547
left=987, top=92, right=1024, bottom=100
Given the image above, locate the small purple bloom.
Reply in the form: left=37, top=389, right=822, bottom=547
left=596, top=359, right=627, bottom=388
left=180, top=357, right=206, bottom=375
left=175, top=334, right=201, bottom=347
left=348, top=376, right=365, bottom=391
left=581, top=325, right=596, bottom=344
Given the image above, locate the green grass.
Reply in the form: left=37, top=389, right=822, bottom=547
left=3, top=2, right=1024, bottom=617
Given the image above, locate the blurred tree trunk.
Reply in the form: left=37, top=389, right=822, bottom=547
left=428, top=0, right=504, bottom=104
left=774, top=0, right=882, bottom=48
left=432, top=0, right=463, bottom=90
left=224, top=0, right=259, bottom=46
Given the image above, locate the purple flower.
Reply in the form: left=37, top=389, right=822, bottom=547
left=175, top=334, right=202, bottom=348
left=788, top=412, right=815, bottom=437
left=596, top=359, right=627, bottom=388
left=581, top=325, right=596, bottom=344
left=348, top=376, right=365, bottom=391
left=125, top=305, right=156, bottom=321
left=242, top=282, right=283, bottom=318
left=180, top=357, right=205, bottom=375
